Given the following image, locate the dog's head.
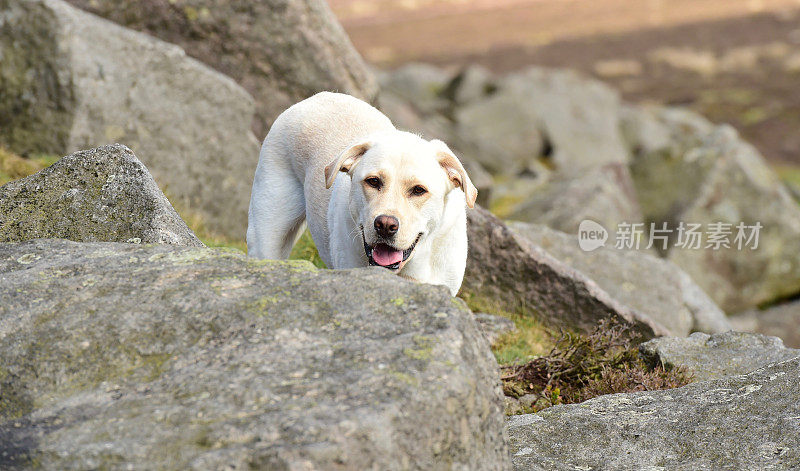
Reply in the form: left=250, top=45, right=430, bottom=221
left=324, top=131, right=477, bottom=271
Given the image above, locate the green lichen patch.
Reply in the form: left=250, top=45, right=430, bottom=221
left=403, top=335, right=436, bottom=362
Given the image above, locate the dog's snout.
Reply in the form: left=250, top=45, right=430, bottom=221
left=374, top=215, right=399, bottom=238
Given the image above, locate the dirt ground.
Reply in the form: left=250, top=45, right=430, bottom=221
left=332, top=0, right=800, bottom=165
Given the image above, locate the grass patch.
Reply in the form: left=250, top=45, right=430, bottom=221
left=289, top=229, right=326, bottom=268
left=178, top=206, right=326, bottom=270
left=489, top=193, right=525, bottom=219
left=459, top=292, right=554, bottom=364
left=0, top=147, right=58, bottom=186
left=775, top=164, right=800, bottom=204
left=501, top=319, right=693, bottom=414
left=169, top=201, right=247, bottom=253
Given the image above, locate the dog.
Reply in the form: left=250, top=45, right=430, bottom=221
left=246, top=92, right=477, bottom=296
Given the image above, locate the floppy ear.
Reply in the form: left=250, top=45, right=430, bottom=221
left=324, top=141, right=371, bottom=189
left=432, top=140, right=478, bottom=208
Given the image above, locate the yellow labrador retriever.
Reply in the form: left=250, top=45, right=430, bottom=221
left=247, top=92, right=476, bottom=296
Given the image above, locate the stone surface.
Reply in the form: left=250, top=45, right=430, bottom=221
left=452, top=83, right=545, bottom=176
left=442, top=64, right=494, bottom=106
left=463, top=206, right=668, bottom=338
left=66, top=0, right=379, bottom=139
left=448, top=66, right=630, bottom=178
left=0, top=0, right=260, bottom=238
left=640, top=331, right=800, bottom=381
left=731, top=301, right=800, bottom=348
left=0, top=145, right=202, bottom=246
left=507, top=357, right=800, bottom=471
left=0, top=239, right=508, bottom=470
left=495, top=67, right=630, bottom=176
left=507, top=163, right=643, bottom=235
left=508, top=221, right=731, bottom=336
left=379, top=64, right=629, bottom=180
left=378, top=63, right=452, bottom=116
left=474, top=313, right=517, bottom=346
left=625, top=106, right=800, bottom=311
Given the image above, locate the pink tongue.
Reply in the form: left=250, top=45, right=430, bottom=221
left=372, top=244, right=403, bottom=266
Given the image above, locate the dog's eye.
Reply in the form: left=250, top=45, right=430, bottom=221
left=410, top=185, right=427, bottom=196
left=365, top=177, right=382, bottom=189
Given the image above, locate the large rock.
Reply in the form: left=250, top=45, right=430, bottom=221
left=450, top=67, right=629, bottom=177
left=452, top=82, right=545, bottom=176
left=378, top=64, right=629, bottom=179
left=66, top=0, right=379, bottom=138
left=0, top=0, right=260, bottom=239
left=0, top=145, right=202, bottom=246
left=0, top=239, right=508, bottom=469
left=463, top=206, right=668, bottom=338
left=640, top=331, right=800, bottom=381
left=378, top=63, right=452, bottom=116
left=508, top=221, right=731, bottom=336
left=624, top=106, right=800, bottom=311
left=507, top=357, right=800, bottom=470
left=507, top=163, right=643, bottom=235
left=730, top=300, right=800, bottom=348
left=489, top=67, right=629, bottom=175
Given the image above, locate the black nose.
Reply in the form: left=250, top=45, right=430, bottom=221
left=374, top=215, right=399, bottom=238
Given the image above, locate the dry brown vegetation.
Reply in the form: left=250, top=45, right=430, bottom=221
left=501, top=319, right=693, bottom=413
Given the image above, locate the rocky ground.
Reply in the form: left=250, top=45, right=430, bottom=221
left=2, top=0, right=800, bottom=469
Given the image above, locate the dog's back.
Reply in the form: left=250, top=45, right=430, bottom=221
left=247, top=92, right=393, bottom=260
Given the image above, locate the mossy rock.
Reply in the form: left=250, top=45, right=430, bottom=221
left=0, top=239, right=508, bottom=469
left=0, top=144, right=202, bottom=246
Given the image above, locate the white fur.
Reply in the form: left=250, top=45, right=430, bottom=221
left=246, top=92, right=475, bottom=296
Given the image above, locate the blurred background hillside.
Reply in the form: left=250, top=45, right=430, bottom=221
left=332, top=0, right=800, bottom=167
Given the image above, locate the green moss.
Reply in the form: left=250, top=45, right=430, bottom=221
left=391, top=297, right=404, bottom=306
left=460, top=292, right=554, bottom=364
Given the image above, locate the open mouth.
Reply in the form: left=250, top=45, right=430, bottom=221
left=362, top=230, right=422, bottom=270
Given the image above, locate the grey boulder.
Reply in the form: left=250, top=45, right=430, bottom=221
left=0, top=239, right=508, bottom=470
left=625, top=106, right=800, bottom=312
left=507, top=357, right=800, bottom=470
left=506, top=162, right=643, bottom=235
left=492, top=67, right=630, bottom=175
left=463, top=206, right=668, bottom=338
left=474, top=313, right=517, bottom=346
left=0, top=0, right=259, bottom=239
left=509, top=221, right=731, bottom=336
left=731, top=300, right=800, bottom=348
left=65, top=0, right=379, bottom=139
left=0, top=145, right=202, bottom=246
left=452, top=82, right=545, bottom=176
left=640, top=331, right=800, bottom=381
left=378, top=63, right=453, bottom=116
